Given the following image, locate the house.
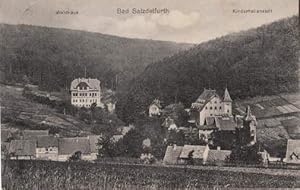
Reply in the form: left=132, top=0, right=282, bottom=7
left=162, top=117, right=178, bottom=130
left=22, top=130, right=49, bottom=140
left=191, top=88, right=232, bottom=126
left=179, top=145, right=207, bottom=164
left=149, top=99, right=162, bottom=117
left=70, top=78, right=103, bottom=108
left=203, top=148, right=232, bottom=166
left=8, top=140, right=36, bottom=160
left=36, top=135, right=59, bottom=161
left=163, top=145, right=183, bottom=165
left=88, top=135, right=101, bottom=160
left=284, top=139, right=300, bottom=164
left=58, top=137, right=93, bottom=161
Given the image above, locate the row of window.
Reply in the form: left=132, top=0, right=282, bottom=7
left=73, top=92, right=98, bottom=97
left=73, top=99, right=97, bottom=103
left=37, top=148, right=55, bottom=152
left=206, top=106, right=222, bottom=110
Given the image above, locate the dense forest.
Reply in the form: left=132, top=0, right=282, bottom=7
left=0, top=24, right=192, bottom=91
left=118, top=16, right=300, bottom=123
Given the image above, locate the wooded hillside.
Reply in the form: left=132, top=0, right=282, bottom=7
left=118, top=16, right=299, bottom=123
left=0, top=24, right=192, bottom=91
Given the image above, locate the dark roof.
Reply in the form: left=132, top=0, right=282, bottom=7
left=163, top=145, right=183, bottom=165
left=1, top=129, right=12, bottom=142
left=23, top=130, right=49, bottom=140
left=206, top=149, right=231, bottom=162
left=180, top=145, right=206, bottom=159
left=36, top=136, right=58, bottom=148
left=215, top=117, right=237, bottom=131
left=150, top=99, right=162, bottom=108
left=58, top=137, right=91, bottom=155
left=285, top=139, right=300, bottom=164
left=71, top=78, right=100, bottom=90
left=9, top=140, right=36, bottom=156
left=196, top=89, right=218, bottom=102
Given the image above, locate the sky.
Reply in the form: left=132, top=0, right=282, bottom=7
left=0, top=0, right=298, bottom=43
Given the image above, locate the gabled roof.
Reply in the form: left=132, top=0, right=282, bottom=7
left=58, top=137, right=91, bottom=155
left=9, top=140, right=36, bottom=157
left=163, top=145, right=183, bottom=165
left=23, top=130, right=49, bottom=140
left=36, top=136, right=58, bottom=148
left=180, top=145, right=206, bottom=159
left=215, top=117, right=237, bottom=131
left=196, top=89, right=218, bottom=102
left=70, top=78, right=100, bottom=90
left=206, top=149, right=231, bottom=162
left=285, top=139, right=300, bottom=164
left=223, top=88, right=232, bottom=102
left=150, top=99, right=162, bottom=108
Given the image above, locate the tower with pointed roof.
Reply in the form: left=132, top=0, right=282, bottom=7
left=243, top=106, right=257, bottom=143
left=222, top=88, right=232, bottom=116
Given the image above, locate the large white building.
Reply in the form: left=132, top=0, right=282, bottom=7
left=191, top=88, right=232, bottom=126
left=70, top=78, right=103, bottom=108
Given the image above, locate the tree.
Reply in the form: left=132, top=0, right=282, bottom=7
left=122, top=129, right=144, bottom=158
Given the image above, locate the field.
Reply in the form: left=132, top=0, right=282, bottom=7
left=0, top=84, right=91, bottom=136
left=2, top=160, right=300, bottom=189
left=234, top=92, right=300, bottom=157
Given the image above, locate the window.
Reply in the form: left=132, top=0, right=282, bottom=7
left=219, top=106, right=222, bottom=110
left=45, top=148, right=48, bottom=151
left=210, top=107, right=212, bottom=110
left=215, top=106, right=217, bottom=110
left=215, top=101, right=217, bottom=104
left=205, top=107, right=207, bottom=109
left=227, top=110, right=229, bottom=113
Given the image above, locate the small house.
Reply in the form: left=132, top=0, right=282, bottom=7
left=179, top=145, right=207, bottom=165
left=8, top=140, right=36, bottom=160
left=203, top=148, right=231, bottom=166
left=149, top=99, right=162, bottom=117
left=36, top=135, right=59, bottom=161
left=163, top=145, right=183, bottom=165
left=58, top=137, right=92, bottom=161
left=284, top=139, right=300, bottom=164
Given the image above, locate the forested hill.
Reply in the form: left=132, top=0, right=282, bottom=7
left=118, top=16, right=299, bottom=123
left=0, top=24, right=193, bottom=91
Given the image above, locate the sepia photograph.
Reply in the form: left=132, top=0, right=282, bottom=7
left=0, top=0, right=299, bottom=189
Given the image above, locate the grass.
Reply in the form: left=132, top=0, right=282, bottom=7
left=2, top=160, right=299, bottom=189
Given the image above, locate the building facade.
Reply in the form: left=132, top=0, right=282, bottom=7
left=149, top=99, right=162, bottom=117
left=70, top=78, right=103, bottom=108
left=191, top=88, right=232, bottom=126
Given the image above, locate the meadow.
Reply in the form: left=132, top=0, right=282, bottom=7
left=2, top=160, right=299, bottom=189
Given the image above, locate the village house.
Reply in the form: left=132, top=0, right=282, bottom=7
left=58, top=137, right=93, bottom=161
left=179, top=145, right=207, bottom=164
left=70, top=78, right=103, bottom=108
left=191, top=88, right=232, bottom=126
left=203, top=148, right=232, bottom=166
left=149, top=99, right=162, bottom=117
left=163, top=145, right=183, bottom=165
left=36, top=135, right=59, bottom=161
left=8, top=140, right=36, bottom=160
left=284, top=139, right=300, bottom=164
